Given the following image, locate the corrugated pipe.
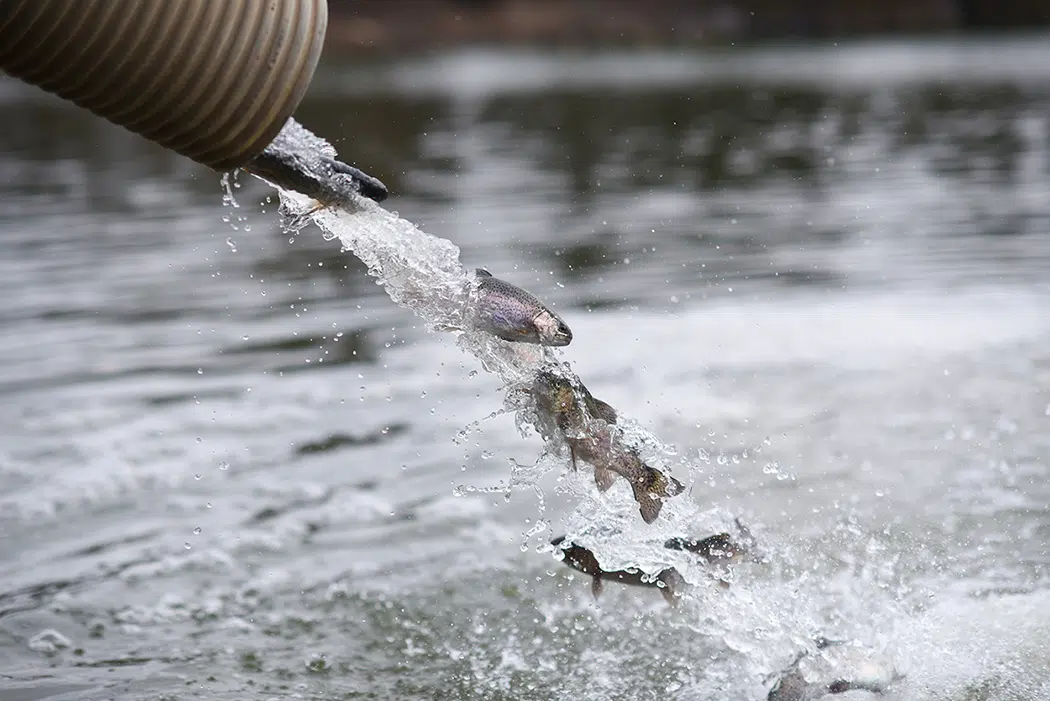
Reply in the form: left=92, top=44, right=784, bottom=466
left=0, top=0, right=328, bottom=172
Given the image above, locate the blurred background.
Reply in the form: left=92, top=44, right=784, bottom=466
left=327, top=0, right=1050, bottom=51
left=1, top=3, right=1049, bottom=700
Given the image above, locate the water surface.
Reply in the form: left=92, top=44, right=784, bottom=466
left=1, top=38, right=1049, bottom=700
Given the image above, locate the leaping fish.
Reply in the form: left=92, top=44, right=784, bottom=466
left=473, top=269, right=573, bottom=346
left=551, top=536, right=685, bottom=606
left=767, top=637, right=899, bottom=701
left=531, top=370, right=682, bottom=523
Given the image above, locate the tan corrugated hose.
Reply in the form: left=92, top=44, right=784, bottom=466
left=0, top=0, right=328, bottom=172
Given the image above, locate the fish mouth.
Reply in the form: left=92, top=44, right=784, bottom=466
left=531, top=310, right=574, bottom=347
left=546, top=319, right=573, bottom=347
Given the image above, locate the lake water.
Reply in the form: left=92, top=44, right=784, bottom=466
left=1, top=38, right=1049, bottom=701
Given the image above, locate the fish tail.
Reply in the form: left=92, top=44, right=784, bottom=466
left=659, top=569, right=685, bottom=607
left=591, top=575, right=604, bottom=599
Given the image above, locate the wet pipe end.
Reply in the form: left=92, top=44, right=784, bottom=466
left=0, top=0, right=328, bottom=172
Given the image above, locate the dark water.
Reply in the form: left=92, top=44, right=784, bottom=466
left=1, top=38, right=1049, bottom=700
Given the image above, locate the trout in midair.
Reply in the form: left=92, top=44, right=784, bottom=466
left=664, top=518, right=757, bottom=565
left=531, top=370, right=682, bottom=523
left=551, top=526, right=754, bottom=606
left=550, top=535, right=686, bottom=606
left=664, top=519, right=757, bottom=588
left=472, top=269, right=572, bottom=346
left=767, top=637, right=899, bottom=701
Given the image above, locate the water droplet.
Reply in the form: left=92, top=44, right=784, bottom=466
left=184, top=542, right=191, bottom=550
left=193, top=527, right=201, bottom=535
left=197, top=368, right=203, bottom=375
left=420, top=390, right=427, bottom=399
left=206, top=502, right=212, bottom=509
left=194, top=473, right=202, bottom=480
left=218, top=461, right=229, bottom=471
left=225, top=237, right=237, bottom=252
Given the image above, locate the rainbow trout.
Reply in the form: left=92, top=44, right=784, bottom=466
left=531, top=370, right=682, bottom=523
left=552, top=523, right=758, bottom=605
left=767, top=637, right=898, bottom=701
left=551, top=536, right=685, bottom=606
left=664, top=532, right=744, bottom=564
left=473, top=269, right=572, bottom=346
left=664, top=519, right=757, bottom=565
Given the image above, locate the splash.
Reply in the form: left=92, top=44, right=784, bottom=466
left=275, top=186, right=699, bottom=538
left=263, top=140, right=907, bottom=695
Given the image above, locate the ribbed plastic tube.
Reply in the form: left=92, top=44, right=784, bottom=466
left=0, top=0, right=328, bottom=171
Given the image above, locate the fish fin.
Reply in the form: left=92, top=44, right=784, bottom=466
left=664, top=473, right=685, bottom=497
left=589, top=398, right=618, bottom=424
left=631, top=483, right=663, bottom=524
left=475, top=268, right=492, bottom=277
left=659, top=569, right=685, bottom=607
left=593, top=464, right=616, bottom=492
left=591, top=575, right=604, bottom=599
left=735, top=517, right=758, bottom=548
left=303, top=201, right=328, bottom=217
